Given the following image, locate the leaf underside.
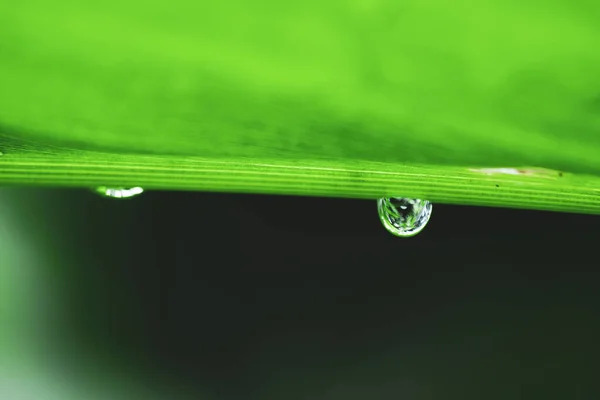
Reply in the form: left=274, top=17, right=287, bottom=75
left=1, top=1, right=600, bottom=214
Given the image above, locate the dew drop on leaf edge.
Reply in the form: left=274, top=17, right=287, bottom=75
left=377, top=197, right=432, bottom=237
left=93, top=186, right=144, bottom=199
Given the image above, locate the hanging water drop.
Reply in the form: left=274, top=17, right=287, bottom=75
left=94, top=186, right=144, bottom=199
left=377, top=197, right=432, bottom=237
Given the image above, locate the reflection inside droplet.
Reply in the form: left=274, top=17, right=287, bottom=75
left=377, top=197, right=432, bottom=237
left=94, top=186, right=144, bottom=199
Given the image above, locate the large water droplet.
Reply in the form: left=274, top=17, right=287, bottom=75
left=377, top=197, right=432, bottom=237
left=94, top=186, right=144, bottom=199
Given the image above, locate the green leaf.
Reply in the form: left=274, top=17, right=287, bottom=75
left=1, top=1, right=600, bottom=213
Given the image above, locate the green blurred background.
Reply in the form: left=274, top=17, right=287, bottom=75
left=1, top=188, right=599, bottom=399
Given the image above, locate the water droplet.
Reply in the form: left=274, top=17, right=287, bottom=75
left=94, top=186, right=144, bottom=199
left=377, top=197, right=432, bottom=237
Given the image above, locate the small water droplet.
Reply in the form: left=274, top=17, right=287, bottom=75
left=94, top=186, right=144, bottom=199
left=377, top=197, right=432, bottom=237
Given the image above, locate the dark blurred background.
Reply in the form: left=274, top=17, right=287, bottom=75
left=1, top=188, right=599, bottom=399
